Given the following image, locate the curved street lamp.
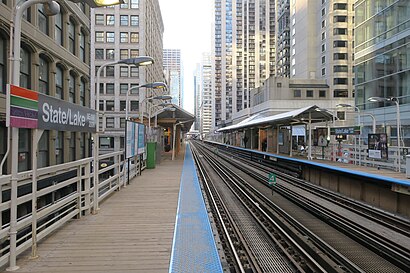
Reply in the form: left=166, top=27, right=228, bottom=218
left=368, top=96, right=401, bottom=172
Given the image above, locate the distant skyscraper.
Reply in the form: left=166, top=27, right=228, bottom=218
left=91, top=0, right=164, bottom=153
left=290, top=0, right=355, bottom=101
left=213, top=0, right=276, bottom=128
left=201, top=53, right=213, bottom=137
left=163, top=49, right=182, bottom=107
left=276, top=0, right=291, bottom=77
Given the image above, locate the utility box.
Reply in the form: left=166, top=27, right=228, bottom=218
left=147, top=142, right=157, bottom=169
left=406, top=155, right=410, bottom=178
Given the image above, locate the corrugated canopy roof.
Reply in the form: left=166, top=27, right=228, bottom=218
left=217, top=105, right=335, bottom=132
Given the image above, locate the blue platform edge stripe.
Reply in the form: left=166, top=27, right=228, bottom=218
left=169, top=143, right=223, bottom=273
left=206, top=140, right=410, bottom=187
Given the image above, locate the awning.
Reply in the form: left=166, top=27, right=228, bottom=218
left=155, top=104, right=195, bottom=132
left=217, top=105, right=334, bottom=132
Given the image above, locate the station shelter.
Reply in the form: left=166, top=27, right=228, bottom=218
left=217, top=105, right=335, bottom=160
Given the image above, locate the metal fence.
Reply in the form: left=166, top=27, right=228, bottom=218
left=0, top=151, right=141, bottom=268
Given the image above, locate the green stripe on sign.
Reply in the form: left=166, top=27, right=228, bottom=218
left=11, top=96, right=38, bottom=110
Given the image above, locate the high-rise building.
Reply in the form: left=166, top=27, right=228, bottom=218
left=0, top=1, right=93, bottom=173
left=91, top=0, right=164, bottom=153
left=213, top=0, right=276, bottom=129
left=163, top=49, right=182, bottom=107
left=276, top=0, right=291, bottom=77
left=290, top=0, right=355, bottom=102
left=354, top=0, right=410, bottom=146
left=196, top=53, right=213, bottom=138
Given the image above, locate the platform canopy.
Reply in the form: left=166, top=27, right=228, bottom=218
left=155, top=104, right=195, bottom=132
left=217, top=105, right=335, bottom=132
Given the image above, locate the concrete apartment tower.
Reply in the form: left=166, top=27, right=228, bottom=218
left=213, top=0, right=276, bottom=129
left=289, top=0, right=355, bottom=108
left=163, top=49, right=182, bottom=107
left=354, top=0, right=410, bottom=146
left=199, top=53, right=213, bottom=138
left=91, top=0, right=164, bottom=154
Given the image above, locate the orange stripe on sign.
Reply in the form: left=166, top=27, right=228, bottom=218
left=10, top=85, right=38, bottom=101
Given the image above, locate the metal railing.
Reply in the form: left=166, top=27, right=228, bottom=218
left=0, top=150, right=141, bottom=268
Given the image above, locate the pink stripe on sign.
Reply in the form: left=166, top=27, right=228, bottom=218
left=10, top=116, right=38, bottom=129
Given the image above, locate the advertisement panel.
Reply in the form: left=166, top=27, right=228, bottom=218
left=125, top=120, right=145, bottom=158
left=368, top=133, right=388, bottom=160
left=137, top=124, right=145, bottom=155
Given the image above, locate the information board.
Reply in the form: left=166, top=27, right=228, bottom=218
left=125, top=120, right=145, bottom=159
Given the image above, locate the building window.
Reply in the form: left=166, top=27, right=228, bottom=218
left=120, top=66, right=128, bottom=77
left=69, top=73, right=76, bottom=103
left=95, top=49, right=104, bottom=59
left=130, top=0, right=139, bottom=9
left=38, top=5, right=48, bottom=35
left=120, top=2, right=128, bottom=8
left=334, top=28, right=347, bottom=35
left=130, top=67, right=139, bottom=77
left=334, top=78, right=348, bottom=85
left=69, top=19, right=76, bottom=54
left=106, top=66, right=114, bottom=77
left=333, top=40, right=347, bottom=48
left=336, top=111, right=345, bottom=120
left=106, top=49, right=115, bottom=59
left=321, top=56, right=325, bottom=64
left=0, top=36, right=5, bottom=94
left=38, top=131, right=49, bottom=168
left=20, top=47, right=31, bottom=89
left=120, top=15, right=128, bottom=26
left=80, top=133, right=85, bottom=159
left=19, top=129, right=31, bottom=171
left=334, top=15, right=347, bottom=22
left=95, top=14, right=104, bottom=25
left=80, top=31, right=86, bottom=62
left=120, top=32, right=129, bottom=43
left=293, top=89, right=301, bottom=98
left=106, top=100, right=114, bottom=111
left=106, top=32, right=115, bottom=43
left=120, top=49, right=128, bottom=59
left=70, top=132, right=76, bottom=161
left=321, top=20, right=325, bottom=28
left=80, top=78, right=86, bottom=106
left=106, top=14, right=115, bottom=25
left=306, top=90, right=313, bottom=97
left=130, top=101, right=139, bottom=111
left=277, top=82, right=282, bottom=88
left=106, top=117, right=114, bottom=128
left=120, top=83, right=128, bottom=94
left=120, top=100, right=126, bottom=111
left=334, top=65, right=348, bottom=72
left=120, top=118, right=125, bottom=128
left=130, top=15, right=139, bottom=26
left=55, top=12, right=63, bottom=45
left=130, top=49, right=139, bottom=58
left=319, top=90, right=326, bottom=98
left=106, top=83, right=114, bottom=94
left=39, top=56, right=49, bottom=94
left=334, top=3, right=347, bottom=10
left=321, top=8, right=325, bottom=16
left=321, top=32, right=325, bottom=40
left=56, top=131, right=64, bottom=164
left=55, top=65, right=63, bottom=99
left=321, top=44, right=325, bottom=52
left=130, top=32, right=139, bottom=43
left=334, top=89, right=348, bottom=97
left=100, top=137, right=114, bottom=149
left=321, top=67, right=326, bottom=75
left=95, top=31, right=104, bottom=42
left=334, top=53, right=348, bottom=60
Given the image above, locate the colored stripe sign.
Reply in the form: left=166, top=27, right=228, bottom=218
left=8, top=85, right=39, bottom=128
left=7, top=84, right=97, bottom=133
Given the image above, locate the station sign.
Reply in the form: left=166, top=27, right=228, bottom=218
left=330, top=126, right=360, bottom=135
left=7, top=84, right=96, bottom=133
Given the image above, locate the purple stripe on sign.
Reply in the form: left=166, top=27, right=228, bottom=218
left=10, top=116, right=38, bottom=129
left=10, top=106, right=38, bottom=119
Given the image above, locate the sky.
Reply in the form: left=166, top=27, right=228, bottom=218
left=158, top=0, right=213, bottom=114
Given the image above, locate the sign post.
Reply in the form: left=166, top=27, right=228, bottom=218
left=268, top=172, right=276, bottom=195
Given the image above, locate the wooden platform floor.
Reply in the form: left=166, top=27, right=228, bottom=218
left=11, top=151, right=185, bottom=273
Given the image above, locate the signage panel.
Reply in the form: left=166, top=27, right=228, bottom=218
left=330, top=126, right=360, bottom=135
left=7, top=84, right=96, bottom=132
left=137, top=124, right=145, bottom=155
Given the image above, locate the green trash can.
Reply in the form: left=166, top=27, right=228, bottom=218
left=147, top=142, right=157, bottom=169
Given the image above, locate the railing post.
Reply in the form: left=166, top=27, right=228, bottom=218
left=84, top=161, right=91, bottom=215
left=77, top=165, right=82, bottom=219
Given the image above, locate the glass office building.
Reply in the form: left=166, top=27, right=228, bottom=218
left=354, top=0, right=410, bottom=146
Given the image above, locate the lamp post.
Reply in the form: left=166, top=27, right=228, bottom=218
left=147, top=96, right=172, bottom=129
left=93, top=56, right=153, bottom=213
left=336, top=104, right=362, bottom=166
left=7, top=0, right=125, bottom=270
left=368, top=96, right=401, bottom=172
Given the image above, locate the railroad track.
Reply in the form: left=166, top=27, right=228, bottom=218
left=191, top=140, right=409, bottom=273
